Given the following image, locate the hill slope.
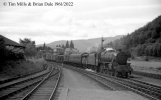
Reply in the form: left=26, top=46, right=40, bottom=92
left=46, top=35, right=123, bottom=52
left=110, top=15, right=161, bottom=57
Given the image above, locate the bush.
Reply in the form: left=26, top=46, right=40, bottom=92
left=144, top=56, right=149, bottom=61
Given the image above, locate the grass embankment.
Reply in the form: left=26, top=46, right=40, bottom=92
left=129, top=57, right=161, bottom=74
left=0, top=58, right=47, bottom=81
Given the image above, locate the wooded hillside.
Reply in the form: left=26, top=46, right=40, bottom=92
left=109, top=15, right=161, bottom=57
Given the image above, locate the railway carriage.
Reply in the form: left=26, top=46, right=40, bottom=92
left=69, top=54, right=82, bottom=64
left=68, top=53, right=91, bottom=68
left=63, top=54, right=70, bottom=64
left=56, top=55, right=64, bottom=63
left=81, top=53, right=89, bottom=68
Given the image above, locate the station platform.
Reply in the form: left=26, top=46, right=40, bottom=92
left=57, top=88, right=148, bottom=100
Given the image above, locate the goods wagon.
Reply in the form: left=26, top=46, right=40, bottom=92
left=45, top=53, right=52, bottom=61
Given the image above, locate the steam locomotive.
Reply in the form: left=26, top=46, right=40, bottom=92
left=45, top=48, right=133, bottom=78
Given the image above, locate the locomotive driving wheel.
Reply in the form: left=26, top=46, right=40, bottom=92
left=100, top=63, right=107, bottom=74
left=124, top=72, right=128, bottom=78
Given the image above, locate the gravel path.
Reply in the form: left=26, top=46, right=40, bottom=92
left=61, top=67, right=106, bottom=90
left=54, top=67, right=148, bottom=100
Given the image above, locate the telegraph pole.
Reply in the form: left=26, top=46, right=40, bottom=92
left=101, top=36, right=104, bottom=51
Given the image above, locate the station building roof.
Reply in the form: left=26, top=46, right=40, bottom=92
left=0, top=35, right=24, bottom=48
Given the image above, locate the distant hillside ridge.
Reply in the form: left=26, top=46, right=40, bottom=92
left=44, top=35, right=123, bottom=52
left=110, top=15, right=161, bottom=57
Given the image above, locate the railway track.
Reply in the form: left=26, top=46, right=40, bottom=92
left=0, top=64, right=61, bottom=100
left=0, top=68, right=49, bottom=90
left=65, top=65, right=161, bottom=100
left=126, top=78, right=161, bottom=98
left=133, top=71, right=161, bottom=79
left=108, top=75, right=161, bottom=100
left=129, top=78, right=161, bottom=93
left=0, top=63, right=49, bottom=85
left=21, top=66, right=61, bottom=100
left=98, top=72, right=161, bottom=99
left=0, top=69, right=46, bottom=85
left=0, top=69, right=51, bottom=100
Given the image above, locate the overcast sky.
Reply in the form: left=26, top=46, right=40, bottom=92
left=0, top=0, right=161, bottom=44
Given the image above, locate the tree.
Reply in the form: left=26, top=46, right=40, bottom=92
left=65, top=41, right=69, bottom=48
left=20, top=38, right=35, bottom=47
left=106, top=15, right=161, bottom=57
left=20, top=38, right=37, bottom=57
left=152, top=30, right=159, bottom=39
left=0, top=37, right=5, bottom=51
left=70, top=40, right=74, bottom=48
left=0, top=37, right=6, bottom=63
left=43, top=42, right=46, bottom=50
left=62, top=44, right=65, bottom=49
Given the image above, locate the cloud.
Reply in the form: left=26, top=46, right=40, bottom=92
left=0, top=0, right=161, bottom=44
